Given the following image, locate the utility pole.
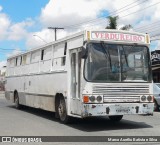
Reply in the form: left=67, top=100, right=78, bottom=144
left=48, top=27, right=64, bottom=41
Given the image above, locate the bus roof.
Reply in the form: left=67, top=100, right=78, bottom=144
left=7, top=29, right=150, bottom=59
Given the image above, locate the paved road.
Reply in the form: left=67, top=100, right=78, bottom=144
left=0, top=92, right=160, bottom=145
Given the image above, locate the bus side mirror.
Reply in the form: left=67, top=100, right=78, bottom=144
left=81, top=47, right=87, bottom=59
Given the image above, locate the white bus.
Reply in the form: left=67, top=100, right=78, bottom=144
left=5, top=29, right=154, bottom=123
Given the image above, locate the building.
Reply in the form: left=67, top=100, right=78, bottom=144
left=0, top=66, right=6, bottom=91
left=151, top=50, right=160, bottom=82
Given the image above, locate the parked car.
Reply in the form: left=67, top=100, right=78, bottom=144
left=153, top=83, right=160, bottom=111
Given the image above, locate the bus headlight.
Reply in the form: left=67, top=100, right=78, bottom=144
left=141, top=95, right=146, bottom=102
left=97, top=96, right=102, bottom=102
left=89, top=96, right=95, bottom=102
left=147, top=95, right=152, bottom=102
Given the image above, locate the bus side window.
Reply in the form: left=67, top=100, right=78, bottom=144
left=41, top=47, right=52, bottom=61
left=61, top=56, right=66, bottom=66
left=54, top=59, right=57, bottom=65
left=17, top=56, right=22, bottom=66
left=20, top=56, right=22, bottom=65
left=41, top=50, right=44, bottom=60
left=23, top=55, right=27, bottom=65
left=15, top=57, right=18, bottom=66
left=31, top=50, right=40, bottom=63
left=10, top=59, right=15, bottom=67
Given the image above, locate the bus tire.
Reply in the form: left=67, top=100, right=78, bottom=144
left=154, top=100, right=159, bottom=111
left=109, top=115, right=123, bottom=121
left=14, top=92, right=21, bottom=109
left=58, top=97, right=70, bottom=123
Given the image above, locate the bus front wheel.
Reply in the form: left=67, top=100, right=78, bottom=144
left=109, top=115, right=123, bottom=121
left=154, top=100, right=159, bottom=111
left=14, top=92, right=21, bottom=109
left=58, top=97, right=70, bottom=123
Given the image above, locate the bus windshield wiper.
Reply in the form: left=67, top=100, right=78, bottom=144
left=101, top=42, right=112, bottom=70
left=121, top=45, right=128, bottom=66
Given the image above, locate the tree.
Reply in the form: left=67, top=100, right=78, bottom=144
left=106, top=16, right=132, bottom=30
left=120, top=24, right=132, bottom=30
left=106, top=16, right=119, bottom=29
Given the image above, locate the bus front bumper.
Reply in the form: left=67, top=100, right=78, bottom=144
left=82, top=103, right=154, bottom=117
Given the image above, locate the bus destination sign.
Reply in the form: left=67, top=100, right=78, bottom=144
left=91, top=31, right=146, bottom=43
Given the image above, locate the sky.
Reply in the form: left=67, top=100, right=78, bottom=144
left=0, top=0, right=160, bottom=68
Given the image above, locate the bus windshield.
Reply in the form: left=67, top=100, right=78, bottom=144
left=84, top=42, right=151, bottom=82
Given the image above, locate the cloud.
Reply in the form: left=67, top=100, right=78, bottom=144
left=26, top=0, right=112, bottom=48
left=39, top=0, right=149, bottom=29
left=1, top=0, right=160, bottom=54
left=0, top=6, right=34, bottom=42
left=0, top=6, right=2, bottom=11
left=6, top=48, right=22, bottom=57
left=26, top=28, right=67, bottom=49
left=37, top=0, right=160, bottom=52
left=7, top=19, right=34, bottom=41
left=40, top=0, right=108, bottom=28
left=0, top=13, right=10, bottom=40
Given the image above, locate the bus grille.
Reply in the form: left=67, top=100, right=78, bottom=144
left=92, top=84, right=150, bottom=103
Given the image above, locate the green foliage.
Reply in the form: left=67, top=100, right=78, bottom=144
left=120, top=24, right=132, bottom=30
left=106, top=16, right=132, bottom=30
left=106, top=16, right=119, bottom=29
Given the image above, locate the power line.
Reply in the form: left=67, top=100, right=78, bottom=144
left=136, top=25, right=160, bottom=33
left=63, top=0, right=146, bottom=29
left=146, top=28, right=160, bottom=36
left=150, top=33, right=160, bottom=38
left=89, top=1, right=160, bottom=29
left=136, top=26, right=160, bottom=33
left=134, top=20, right=160, bottom=31
left=64, top=1, right=159, bottom=30
left=0, top=48, right=18, bottom=51
left=0, top=48, right=25, bottom=52
left=119, top=2, right=160, bottom=19
left=110, top=0, right=148, bottom=17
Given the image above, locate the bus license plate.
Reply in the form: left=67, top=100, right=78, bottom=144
left=116, top=107, right=130, bottom=113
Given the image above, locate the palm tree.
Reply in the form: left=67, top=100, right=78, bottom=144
left=106, top=16, right=119, bottom=29
left=106, top=16, right=132, bottom=30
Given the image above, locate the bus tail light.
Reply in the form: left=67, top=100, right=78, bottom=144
left=83, top=96, right=89, bottom=103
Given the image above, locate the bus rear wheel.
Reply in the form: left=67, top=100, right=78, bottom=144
left=109, top=115, right=123, bottom=121
left=58, top=97, right=70, bottom=123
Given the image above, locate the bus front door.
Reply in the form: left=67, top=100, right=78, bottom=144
left=70, top=48, right=81, bottom=115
